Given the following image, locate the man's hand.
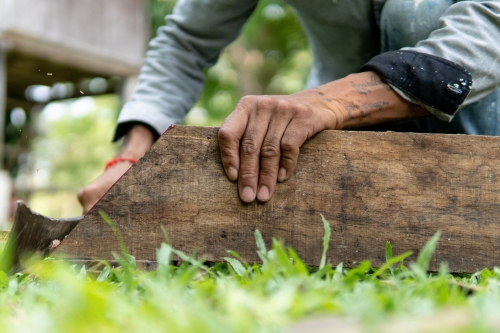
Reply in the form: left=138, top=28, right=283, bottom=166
left=218, top=71, right=429, bottom=203
left=218, top=91, right=341, bottom=203
left=77, top=124, right=155, bottom=213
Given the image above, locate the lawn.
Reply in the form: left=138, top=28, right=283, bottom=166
left=0, top=216, right=499, bottom=333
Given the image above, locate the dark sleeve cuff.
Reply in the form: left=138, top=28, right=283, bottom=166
left=112, top=121, right=161, bottom=142
left=360, top=50, right=472, bottom=119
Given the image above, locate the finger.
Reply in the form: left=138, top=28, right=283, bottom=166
left=278, top=106, right=311, bottom=182
left=218, top=96, right=253, bottom=181
left=238, top=96, right=275, bottom=203
left=257, top=100, right=294, bottom=202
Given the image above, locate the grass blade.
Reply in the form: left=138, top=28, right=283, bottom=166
left=96, top=266, right=111, bottom=282
left=319, top=214, right=331, bottom=270
left=372, top=251, right=413, bottom=278
left=99, top=211, right=129, bottom=256
left=386, top=241, right=393, bottom=274
left=224, top=257, right=246, bottom=277
left=416, top=231, right=442, bottom=272
left=255, top=230, right=267, bottom=254
left=385, top=242, right=393, bottom=263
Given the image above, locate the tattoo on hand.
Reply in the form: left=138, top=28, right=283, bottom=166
left=350, top=75, right=392, bottom=94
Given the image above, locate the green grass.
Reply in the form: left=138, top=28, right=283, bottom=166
left=1, top=216, right=500, bottom=333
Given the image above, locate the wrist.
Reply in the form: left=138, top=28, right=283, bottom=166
left=105, top=157, right=138, bottom=170
left=306, top=80, right=351, bottom=131
left=328, top=100, right=347, bottom=130
left=118, top=124, right=155, bottom=160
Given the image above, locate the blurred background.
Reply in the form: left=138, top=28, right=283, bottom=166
left=0, top=0, right=312, bottom=227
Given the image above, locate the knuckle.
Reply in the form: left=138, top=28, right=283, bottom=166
left=281, top=134, right=300, bottom=153
left=258, top=166, right=277, bottom=179
left=276, top=99, right=293, bottom=114
left=239, top=169, right=257, bottom=183
left=260, top=143, right=280, bottom=159
left=238, top=95, right=256, bottom=107
left=219, top=147, right=237, bottom=160
left=256, top=96, right=276, bottom=110
left=281, top=142, right=296, bottom=155
left=295, top=103, right=309, bottom=116
left=218, top=126, right=234, bottom=143
left=280, top=144, right=298, bottom=168
left=280, top=155, right=296, bottom=170
left=241, top=139, right=258, bottom=155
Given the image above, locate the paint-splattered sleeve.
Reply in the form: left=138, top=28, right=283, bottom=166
left=360, top=50, right=472, bottom=122
left=362, top=1, right=500, bottom=122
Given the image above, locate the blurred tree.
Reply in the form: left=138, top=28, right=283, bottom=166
left=30, top=95, right=120, bottom=189
left=148, top=0, right=312, bottom=125
left=25, top=95, right=120, bottom=217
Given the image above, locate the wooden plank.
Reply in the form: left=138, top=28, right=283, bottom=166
left=57, top=126, right=500, bottom=273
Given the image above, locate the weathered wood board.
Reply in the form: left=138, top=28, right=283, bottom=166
left=57, top=126, right=500, bottom=273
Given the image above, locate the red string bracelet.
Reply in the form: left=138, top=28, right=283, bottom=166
left=105, top=157, right=138, bottom=171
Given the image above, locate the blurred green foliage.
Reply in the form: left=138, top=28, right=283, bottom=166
left=27, top=96, right=120, bottom=217
left=149, top=0, right=312, bottom=125
left=32, top=96, right=120, bottom=189
left=1, top=223, right=500, bottom=332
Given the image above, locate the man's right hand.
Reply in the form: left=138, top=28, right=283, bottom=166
left=77, top=124, right=155, bottom=213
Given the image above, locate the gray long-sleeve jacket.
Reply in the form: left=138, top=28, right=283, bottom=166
left=114, top=0, right=500, bottom=139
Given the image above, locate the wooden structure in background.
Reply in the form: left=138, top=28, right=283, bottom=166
left=0, top=0, right=149, bottom=170
left=58, top=126, right=500, bottom=273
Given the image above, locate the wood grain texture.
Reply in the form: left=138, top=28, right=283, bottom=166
left=57, top=126, right=500, bottom=273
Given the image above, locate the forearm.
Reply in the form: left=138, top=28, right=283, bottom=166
left=118, top=124, right=155, bottom=160
left=314, top=71, right=430, bottom=129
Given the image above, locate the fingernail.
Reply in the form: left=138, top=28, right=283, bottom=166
left=241, top=186, right=255, bottom=203
left=228, top=166, right=238, bottom=181
left=257, top=186, right=270, bottom=202
left=278, top=167, right=287, bottom=182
